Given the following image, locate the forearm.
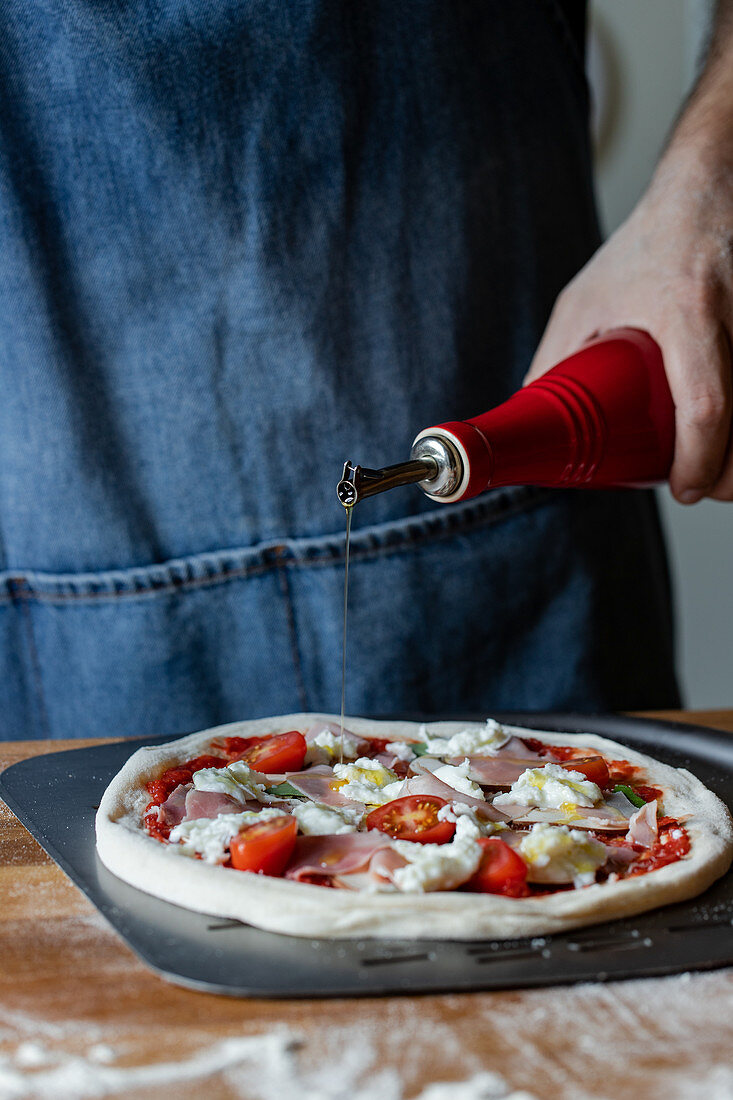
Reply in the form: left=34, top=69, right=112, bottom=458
left=526, top=3, right=733, bottom=502
left=659, top=0, right=733, bottom=172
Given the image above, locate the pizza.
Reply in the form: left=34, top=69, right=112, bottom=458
left=95, top=714, right=733, bottom=940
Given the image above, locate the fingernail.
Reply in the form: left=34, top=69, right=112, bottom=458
left=678, top=489, right=703, bottom=504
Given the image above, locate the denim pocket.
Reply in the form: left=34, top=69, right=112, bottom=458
left=0, top=486, right=677, bottom=741
left=280, top=486, right=678, bottom=720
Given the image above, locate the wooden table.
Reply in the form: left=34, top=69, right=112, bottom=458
left=1, top=712, right=732, bottom=1100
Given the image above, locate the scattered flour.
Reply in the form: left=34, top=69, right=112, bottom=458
left=85, top=1047, right=116, bottom=1066
left=416, top=1073, right=539, bottom=1100
left=1, top=969, right=731, bottom=1099
left=0, top=1032, right=296, bottom=1100
left=0, top=1030, right=536, bottom=1100
left=473, top=969, right=733, bottom=1100
left=11, top=1048, right=48, bottom=1071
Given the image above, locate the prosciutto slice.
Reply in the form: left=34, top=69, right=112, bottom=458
left=369, top=846, right=409, bottom=883
left=284, top=765, right=367, bottom=809
left=160, top=783, right=192, bottom=826
left=498, top=736, right=549, bottom=761
left=183, top=789, right=252, bottom=821
left=452, top=752, right=605, bottom=788
left=495, top=804, right=633, bottom=831
left=445, top=755, right=547, bottom=787
left=625, top=800, right=659, bottom=848
left=285, top=833, right=392, bottom=881
left=373, top=751, right=410, bottom=776
left=602, top=841, right=640, bottom=867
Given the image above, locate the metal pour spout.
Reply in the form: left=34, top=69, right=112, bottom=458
left=337, top=458, right=438, bottom=507
left=336, top=435, right=464, bottom=508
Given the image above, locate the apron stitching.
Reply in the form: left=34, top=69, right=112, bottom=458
left=275, top=550, right=309, bottom=712
left=0, top=489, right=553, bottom=603
left=0, top=558, right=275, bottom=604
left=8, top=578, right=51, bottom=738
left=284, top=495, right=550, bottom=571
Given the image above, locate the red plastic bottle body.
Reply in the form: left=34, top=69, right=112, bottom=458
left=418, top=329, right=675, bottom=501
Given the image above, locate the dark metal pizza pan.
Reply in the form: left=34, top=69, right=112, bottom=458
left=0, top=712, right=731, bottom=998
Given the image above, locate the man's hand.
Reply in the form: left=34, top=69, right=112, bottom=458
left=525, top=3, right=733, bottom=505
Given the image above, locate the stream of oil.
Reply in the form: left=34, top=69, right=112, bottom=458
left=339, top=504, right=353, bottom=764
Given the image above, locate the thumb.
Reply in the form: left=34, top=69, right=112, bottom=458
left=524, top=298, right=600, bottom=386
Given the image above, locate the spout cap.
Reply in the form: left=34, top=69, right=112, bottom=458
left=337, top=462, right=360, bottom=507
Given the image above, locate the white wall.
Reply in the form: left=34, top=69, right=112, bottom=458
left=589, top=0, right=732, bottom=706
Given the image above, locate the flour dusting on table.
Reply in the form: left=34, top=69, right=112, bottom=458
left=1, top=969, right=732, bottom=1099
left=0, top=1029, right=535, bottom=1100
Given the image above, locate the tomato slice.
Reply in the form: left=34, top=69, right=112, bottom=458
left=366, top=795, right=456, bottom=844
left=560, top=756, right=610, bottom=788
left=229, top=815, right=298, bottom=876
left=228, top=731, right=307, bottom=773
left=463, top=838, right=529, bottom=896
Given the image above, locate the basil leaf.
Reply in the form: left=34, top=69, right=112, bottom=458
left=612, top=783, right=646, bottom=808
left=410, top=742, right=431, bottom=756
left=266, top=781, right=303, bottom=798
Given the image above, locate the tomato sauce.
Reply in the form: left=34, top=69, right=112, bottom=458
left=520, top=738, right=595, bottom=765
left=520, top=737, right=556, bottom=757
left=146, top=754, right=227, bottom=805
left=607, top=758, right=639, bottom=784
left=144, top=807, right=171, bottom=842
left=627, top=818, right=690, bottom=876
left=544, top=744, right=582, bottom=762
left=634, top=784, right=663, bottom=802
left=364, top=737, right=392, bottom=755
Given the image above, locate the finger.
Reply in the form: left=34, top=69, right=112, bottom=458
left=664, top=322, right=732, bottom=503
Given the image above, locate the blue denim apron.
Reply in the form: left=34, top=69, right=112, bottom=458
left=0, top=1, right=679, bottom=740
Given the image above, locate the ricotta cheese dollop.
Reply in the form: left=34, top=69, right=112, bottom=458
left=290, top=801, right=357, bottom=836
left=519, top=823, right=608, bottom=887
left=304, top=726, right=362, bottom=766
left=421, top=718, right=511, bottom=757
left=437, top=801, right=506, bottom=836
left=331, top=758, right=401, bottom=805
left=390, top=815, right=484, bottom=893
left=384, top=741, right=417, bottom=763
left=493, top=763, right=602, bottom=810
left=191, top=760, right=268, bottom=803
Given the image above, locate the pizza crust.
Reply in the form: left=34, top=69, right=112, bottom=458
left=95, top=714, right=733, bottom=940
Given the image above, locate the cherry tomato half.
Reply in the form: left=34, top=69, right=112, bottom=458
left=366, top=795, right=456, bottom=844
left=560, top=756, right=610, bottom=788
left=463, top=838, right=529, bottom=896
left=229, top=730, right=307, bottom=773
left=229, top=815, right=298, bottom=876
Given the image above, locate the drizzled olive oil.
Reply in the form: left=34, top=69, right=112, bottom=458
left=339, top=504, right=353, bottom=764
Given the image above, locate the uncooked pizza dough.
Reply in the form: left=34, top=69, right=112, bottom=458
left=95, top=714, right=733, bottom=940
